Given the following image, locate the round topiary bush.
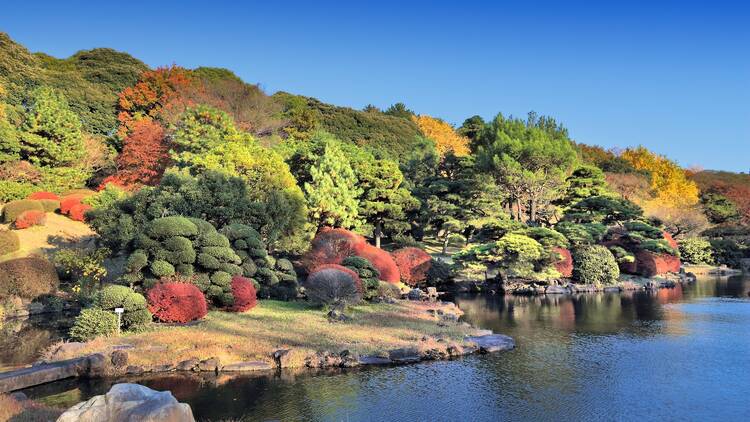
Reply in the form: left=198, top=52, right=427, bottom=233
left=0, top=230, right=20, bottom=256
left=304, top=268, right=361, bottom=307
left=356, top=244, right=400, bottom=283
left=93, top=285, right=152, bottom=331
left=69, top=308, right=119, bottom=341
left=2, top=200, right=45, bottom=223
left=311, top=264, right=363, bottom=293
left=27, top=191, right=60, bottom=201
left=341, top=256, right=380, bottom=298
left=572, top=245, right=620, bottom=287
left=59, top=194, right=87, bottom=215
left=0, top=257, right=59, bottom=299
left=147, top=281, right=208, bottom=323
left=68, top=203, right=92, bottom=222
left=147, top=216, right=199, bottom=239
left=302, top=227, right=367, bottom=271
left=38, top=199, right=60, bottom=212
left=391, top=247, right=432, bottom=286
left=14, top=210, right=46, bottom=229
left=230, top=276, right=258, bottom=312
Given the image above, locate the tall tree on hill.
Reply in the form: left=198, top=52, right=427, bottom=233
left=411, top=114, right=470, bottom=157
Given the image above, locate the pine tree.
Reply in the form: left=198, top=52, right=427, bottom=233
left=304, top=141, right=362, bottom=229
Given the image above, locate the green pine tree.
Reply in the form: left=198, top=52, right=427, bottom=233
left=304, top=140, right=362, bottom=229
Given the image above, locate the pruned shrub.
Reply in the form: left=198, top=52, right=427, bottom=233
left=2, top=199, right=44, bottom=223
left=553, top=247, right=573, bottom=278
left=27, top=191, right=59, bottom=201
left=0, top=257, right=59, bottom=299
left=341, top=256, right=380, bottom=298
left=572, top=246, right=619, bottom=287
left=679, top=238, right=714, bottom=265
left=311, top=264, right=363, bottom=293
left=147, top=281, right=208, bottom=323
left=69, top=308, right=118, bottom=341
left=0, top=230, right=20, bottom=256
left=302, top=227, right=366, bottom=271
left=230, top=276, right=258, bottom=312
left=59, top=194, right=87, bottom=215
left=304, top=268, right=361, bottom=307
left=93, top=285, right=151, bottom=330
left=38, top=199, right=60, bottom=212
left=68, top=203, right=92, bottom=222
left=391, top=247, right=432, bottom=286
left=356, top=244, right=400, bottom=283
left=14, top=210, right=46, bottom=229
left=273, top=258, right=299, bottom=300
left=147, top=216, right=199, bottom=239
left=376, top=280, right=402, bottom=300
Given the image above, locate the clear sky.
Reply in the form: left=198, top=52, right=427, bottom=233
left=2, top=1, right=748, bottom=171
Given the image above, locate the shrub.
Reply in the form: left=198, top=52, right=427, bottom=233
left=0, top=257, right=59, bottom=299
left=2, top=200, right=44, bottom=223
left=709, top=239, right=746, bottom=268
left=341, top=256, right=380, bottom=298
left=27, top=191, right=59, bottom=201
left=426, top=259, right=454, bottom=287
left=14, top=210, right=46, bottom=229
left=68, top=203, right=92, bottom=222
left=0, top=180, right=36, bottom=203
left=679, top=238, right=715, bottom=265
left=553, top=247, right=573, bottom=278
left=59, top=194, right=87, bottom=215
left=38, top=199, right=60, bottom=212
left=302, top=227, right=366, bottom=271
left=146, top=216, right=199, bottom=239
left=146, top=281, right=208, bottom=323
left=0, top=230, right=20, bottom=255
left=311, top=264, right=363, bottom=293
left=554, top=222, right=607, bottom=245
left=608, top=246, right=635, bottom=264
left=53, top=247, right=109, bottom=297
left=356, top=244, right=400, bottom=283
left=230, top=276, right=258, bottom=312
left=69, top=308, right=118, bottom=341
left=391, top=247, right=432, bottom=286
left=304, top=268, right=361, bottom=307
left=376, top=280, right=402, bottom=300
left=93, top=285, right=152, bottom=330
left=83, top=184, right=128, bottom=210
left=572, top=246, right=620, bottom=287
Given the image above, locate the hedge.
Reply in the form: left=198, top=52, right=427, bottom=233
left=2, top=200, right=44, bottom=223
left=0, top=230, right=20, bottom=256
left=0, top=257, right=59, bottom=299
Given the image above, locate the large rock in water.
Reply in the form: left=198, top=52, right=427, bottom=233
left=57, top=383, right=194, bottom=422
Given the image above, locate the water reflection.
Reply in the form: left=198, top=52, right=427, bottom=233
left=0, top=313, right=74, bottom=371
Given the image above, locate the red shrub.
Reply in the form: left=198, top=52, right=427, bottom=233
left=635, top=251, right=681, bottom=277
left=230, top=276, right=258, bottom=312
left=147, top=282, right=208, bottom=323
left=662, top=231, right=678, bottom=250
left=302, top=227, right=367, bottom=271
left=553, top=247, right=573, bottom=278
left=311, top=264, right=363, bottom=293
left=27, top=191, right=59, bottom=201
left=68, top=203, right=92, bottom=222
left=391, top=247, right=432, bottom=286
left=59, top=194, right=86, bottom=215
left=14, top=210, right=46, bottom=229
left=357, top=244, right=400, bottom=283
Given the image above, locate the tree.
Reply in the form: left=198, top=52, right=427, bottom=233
left=457, top=115, right=485, bottom=148
left=563, top=195, right=643, bottom=225
left=0, top=86, right=20, bottom=163
left=104, top=119, right=168, bottom=187
left=383, top=102, right=414, bottom=119
left=559, top=165, right=609, bottom=209
left=304, top=140, right=362, bottom=229
left=701, top=190, right=741, bottom=224
left=411, top=114, right=470, bottom=157
left=621, top=146, right=699, bottom=208
left=18, top=86, right=85, bottom=167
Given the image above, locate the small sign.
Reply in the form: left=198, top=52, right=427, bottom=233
left=114, top=307, right=125, bottom=314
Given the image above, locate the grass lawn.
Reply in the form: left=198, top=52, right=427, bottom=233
left=48, top=300, right=473, bottom=369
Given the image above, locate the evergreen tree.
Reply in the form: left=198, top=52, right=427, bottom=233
left=304, top=140, right=362, bottom=229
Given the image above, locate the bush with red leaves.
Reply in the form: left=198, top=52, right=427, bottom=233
left=27, top=191, right=59, bottom=201
left=147, top=282, right=208, bottom=323
left=68, top=203, right=92, bottom=222
left=311, top=264, right=363, bottom=293
left=391, top=247, right=432, bottom=286
left=635, top=251, right=681, bottom=277
left=14, top=210, right=46, bottom=229
left=357, top=244, right=400, bottom=283
left=59, top=194, right=86, bottom=215
left=230, top=276, right=258, bottom=312
left=302, top=227, right=367, bottom=271
left=662, top=231, right=678, bottom=250
left=553, top=247, right=574, bottom=278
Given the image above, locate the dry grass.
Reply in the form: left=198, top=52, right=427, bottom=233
left=49, top=300, right=471, bottom=369
left=0, top=394, right=62, bottom=422
left=0, top=214, right=96, bottom=263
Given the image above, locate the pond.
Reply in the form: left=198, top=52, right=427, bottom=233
left=19, top=276, right=750, bottom=421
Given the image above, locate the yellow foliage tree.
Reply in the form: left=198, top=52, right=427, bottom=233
left=621, top=146, right=699, bottom=208
left=411, top=114, right=470, bottom=156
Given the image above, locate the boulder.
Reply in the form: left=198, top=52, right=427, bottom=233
left=388, top=347, right=421, bottom=363
left=545, top=285, right=567, bottom=294
left=57, top=383, right=194, bottom=422
left=197, top=358, right=220, bottom=372
left=465, top=334, right=515, bottom=353
left=222, top=361, right=273, bottom=372
left=111, top=350, right=128, bottom=368
left=358, top=356, right=392, bottom=365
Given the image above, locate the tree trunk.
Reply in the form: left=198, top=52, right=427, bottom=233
left=515, top=197, right=523, bottom=221
left=375, top=220, right=382, bottom=248
left=442, top=230, right=451, bottom=255
left=530, top=197, right=537, bottom=223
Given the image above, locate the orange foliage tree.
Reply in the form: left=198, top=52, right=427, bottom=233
left=411, top=114, right=470, bottom=156
left=621, top=146, right=699, bottom=208
left=103, top=119, right=169, bottom=188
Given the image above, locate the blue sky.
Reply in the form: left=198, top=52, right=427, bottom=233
left=2, top=1, right=748, bottom=171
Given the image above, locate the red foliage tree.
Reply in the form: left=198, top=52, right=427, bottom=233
left=14, top=210, right=46, bottom=229
left=553, top=247, right=574, bottom=278
left=310, top=264, right=363, bottom=293
left=302, top=227, right=367, bottom=271
left=230, top=276, right=258, bottom=312
left=147, top=282, right=208, bottom=323
left=391, top=247, right=432, bottom=286
left=27, top=191, right=59, bottom=201
left=68, top=203, right=92, bottom=222
left=104, top=119, right=169, bottom=188
left=59, top=194, right=87, bottom=215
left=357, top=244, right=400, bottom=284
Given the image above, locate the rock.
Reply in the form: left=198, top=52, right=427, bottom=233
left=81, top=354, right=107, bottom=378
left=111, top=350, right=128, bottom=368
left=222, top=361, right=273, bottom=372
left=465, top=334, right=515, bottom=353
left=359, top=356, right=392, bottom=365
left=388, top=347, right=421, bottom=363
left=10, top=391, right=28, bottom=402
left=57, top=383, right=194, bottom=422
left=545, top=285, right=567, bottom=294
left=603, top=286, right=621, bottom=293
left=407, top=288, right=422, bottom=300
left=198, top=358, right=220, bottom=372
left=471, top=329, right=493, bottom=337
left=176, top=358, right=199, bottom=371
left=446, top=343, right=465, bottom=357
left=327, top=309, right=351, bottom=322
left=46, top=342, right=87, bottom=361
left=150, top=364, right=174, bottom=373
left=125, top=366, right=144, bottom=375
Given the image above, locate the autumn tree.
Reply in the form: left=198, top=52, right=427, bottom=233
left=621, top=146, right=699, bottom=208
left=411, top=114, right=470, bottom=157
left=103, top=119, right=168, bottom=187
